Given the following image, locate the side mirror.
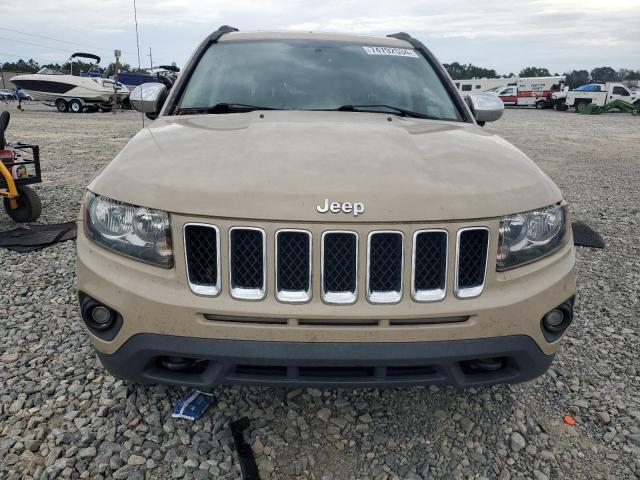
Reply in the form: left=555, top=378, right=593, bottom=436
left=465, top=92, right=504, bottom=125
left=130, top=83, right=168, bottom=119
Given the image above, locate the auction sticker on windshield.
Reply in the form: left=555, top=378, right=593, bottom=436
left=362, top=46, right=419, bottom=58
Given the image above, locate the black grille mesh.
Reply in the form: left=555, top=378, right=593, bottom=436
left=230, top=229, right=264, bottom=289
left=184, top=225, right=218, bottom=287
left=458, top=229, right=489, bottom=289
left=277, top=231, right=310, bottom=292
left=323, top=233, right=357, bottom=293
left=414, top=231, right=447, bottom=291
left=369, top=233, right=403, bottom=292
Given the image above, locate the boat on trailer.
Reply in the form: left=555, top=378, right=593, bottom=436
left=11, top=53, right=129, bottom=113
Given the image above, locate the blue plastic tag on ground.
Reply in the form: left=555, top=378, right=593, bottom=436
left=171, top=390, right=215, bottom=421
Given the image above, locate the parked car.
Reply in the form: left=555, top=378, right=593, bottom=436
left=557, top=83, right=640, bottom=113
left=77, top=27, right=576, bottom=388
left=0, top=89, right=17, bottom=101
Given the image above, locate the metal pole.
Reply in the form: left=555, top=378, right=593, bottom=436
left=133, top=0, right=144, bottom=128
left=113, top=50, right=121, bottom=115
left=148, top=47, right=153, bottom=73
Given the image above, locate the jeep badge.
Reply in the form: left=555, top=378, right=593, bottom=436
left=316, top=198, right=365, bottom=216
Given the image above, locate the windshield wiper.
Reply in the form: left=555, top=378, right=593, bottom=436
left=175, top=102, right=439, bottom=119
left=175, top=103, right=281, bottom=115
left=331, top=104, right=439, bottom=120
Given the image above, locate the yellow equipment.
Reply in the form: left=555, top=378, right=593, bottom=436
left=1, top=111, right=42, bottom=222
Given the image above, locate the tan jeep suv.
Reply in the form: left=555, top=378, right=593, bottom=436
left=77, top=27, right=576, bottom=388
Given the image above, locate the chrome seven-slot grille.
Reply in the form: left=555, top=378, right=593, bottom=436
left=183, top=224, right=490, bottom=303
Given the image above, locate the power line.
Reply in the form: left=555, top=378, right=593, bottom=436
left=0, top=34, right=174, bottom=67
left=0, top=26, right=137, bottom=55
left=0, top=35, right=77, bottom=53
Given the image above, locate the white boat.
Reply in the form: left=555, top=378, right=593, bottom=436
left=11, top=53, right=129, bottom=112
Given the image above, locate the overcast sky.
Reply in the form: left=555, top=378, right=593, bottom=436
left=0, top=0, right=638, bottom=75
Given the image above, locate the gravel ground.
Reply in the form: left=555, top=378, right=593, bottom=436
left=1, top=103, right=639, bottom=480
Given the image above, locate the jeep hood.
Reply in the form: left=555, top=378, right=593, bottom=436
left=90, top=111, right=561, bottom=222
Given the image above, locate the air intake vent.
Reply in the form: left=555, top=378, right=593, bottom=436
left=412, top=230, right=447, bottom=301
left=183, top=224, right=220, bottom=295
left=456, top=227, right=489, bottom=298
left=229, top=227, right=266, bottom=300
left=276, top=229, right=312, bottom=302
left=321, top=231, right=358, bottom=304
left=367, top=231, right=404, bottom=303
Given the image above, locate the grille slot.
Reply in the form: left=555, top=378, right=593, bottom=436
left=298, top=318, right=379, bottom=326
left=367, top=231, right=404, bottom=303
left=321, top=231, right=358, bottom=304
left=412, top=230, right=448, bottom=302
left=276, top=230, right=312, bottom=302
left=183, top=224, right=220, bottom=295
left=300, top=366, right=375, bottom=378
left=234, top=365, right=287, bottom=377
left=386, top=365, right=438, bottom=378
left=203, top=314, right=287, bottom=325
left=229, top=227, right=266, bottom=300
left=456, top=227, right=490, bottom=298
left=388, top=316, right=468, bottom=326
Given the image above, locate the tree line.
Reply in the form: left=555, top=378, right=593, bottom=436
left=443, top=62, right=640, bottom=89
left=0, top=58, right=148, bottom=75
left=3, top=58, right=640, bottom=91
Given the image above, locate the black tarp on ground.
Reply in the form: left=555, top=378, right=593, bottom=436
left=572, top=221, right=605, bottom=249
left=0, top=221, right=76, bottom=252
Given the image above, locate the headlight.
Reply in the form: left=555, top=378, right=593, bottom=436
left=497, top=203, right=568, bottom=271
left=83, top=191, right=173, bottom=267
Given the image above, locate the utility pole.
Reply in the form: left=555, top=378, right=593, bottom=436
left=148, top=47, right=153, bottom=73
left=113, top=49, right=121, bottom=115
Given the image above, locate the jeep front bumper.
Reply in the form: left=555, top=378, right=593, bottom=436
left=77, top=216, right=576, bottom=388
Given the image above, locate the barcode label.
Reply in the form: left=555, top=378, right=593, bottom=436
left=362, top=46, right=419, bottom=58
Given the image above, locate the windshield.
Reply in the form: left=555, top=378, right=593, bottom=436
left=37, top=67, right=65, bottom=75
left=177, top=40, right=462, bottom=121
left=576, top=84, right=602, bottom=92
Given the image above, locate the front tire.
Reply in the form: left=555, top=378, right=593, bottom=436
left=55, top=98, right=68, bottom=112
left=535, top=100, right=546, bottom=109
left=3, top=186, right=42, bottom=223
left=555, top=100, right=568, bottom=111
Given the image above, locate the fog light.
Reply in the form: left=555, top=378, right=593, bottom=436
left=90, top=306, right=114, bottom=329
left=541, top=298, right=575, bottom=342
left=543, top=309, right=565, bottom=331
left=79, top=292, right=123, bottom=340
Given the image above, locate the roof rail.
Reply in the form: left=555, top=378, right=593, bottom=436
left=387, top=32, right=474, bottom=123
left=205, top=25, right=239, bottom=44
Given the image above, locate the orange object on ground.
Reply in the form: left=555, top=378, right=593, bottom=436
left=563, top=415, right=576, bottom=425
